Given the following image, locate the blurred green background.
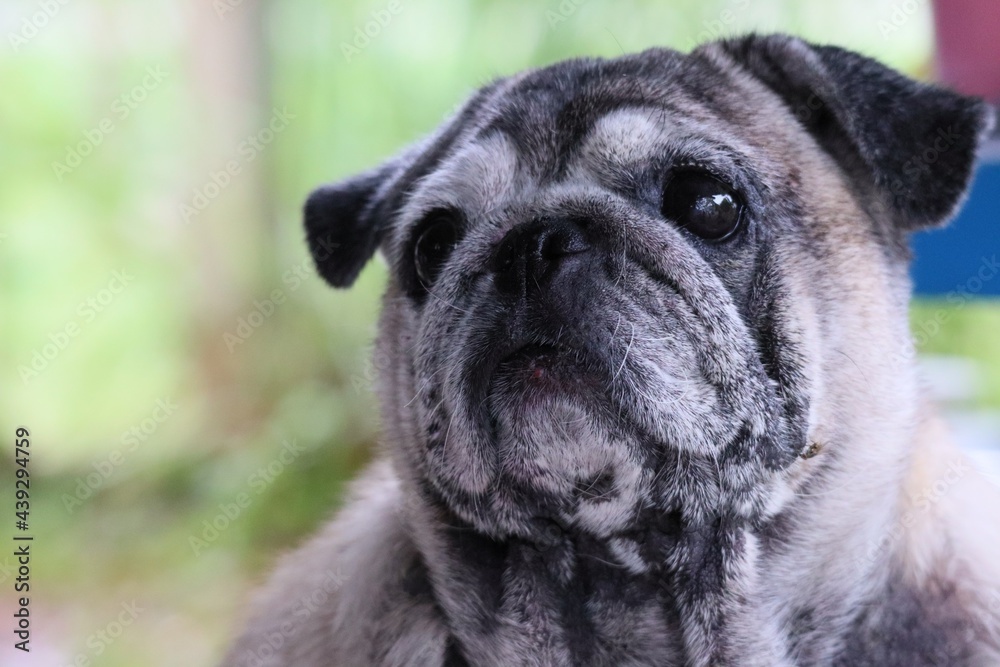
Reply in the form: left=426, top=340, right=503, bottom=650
left=1, top=0, right=997, bottom=665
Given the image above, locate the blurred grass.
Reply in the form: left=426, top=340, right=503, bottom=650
left=0, top=0, right=995, bottom=665
left=911, top=302, right=1000, bottom=406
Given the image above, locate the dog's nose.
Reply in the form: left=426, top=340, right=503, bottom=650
left=490, top=219, right=592, bottom=296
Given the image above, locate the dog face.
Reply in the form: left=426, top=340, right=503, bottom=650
left=305, top=35, right=991, bottom=542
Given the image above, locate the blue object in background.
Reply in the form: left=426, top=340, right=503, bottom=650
left=912, top=146, right=1000, bottom=297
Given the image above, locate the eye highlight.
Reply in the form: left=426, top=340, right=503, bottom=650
left=661, top=170, right=745, bottom=242
left=410, top=207, right=463, bottom=295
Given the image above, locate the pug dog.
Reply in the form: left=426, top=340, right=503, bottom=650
left=222, top=33, right=1000, bottom=666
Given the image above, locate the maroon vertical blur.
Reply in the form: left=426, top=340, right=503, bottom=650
left=933, top=0, right=1000, bottom=101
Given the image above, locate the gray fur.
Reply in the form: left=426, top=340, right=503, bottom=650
left=222, top=34, right=1000, bottom=666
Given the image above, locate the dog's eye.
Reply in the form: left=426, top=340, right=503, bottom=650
left=662, top=171, right=745, bottom=242
left=412, top=208, right=462, bottom=292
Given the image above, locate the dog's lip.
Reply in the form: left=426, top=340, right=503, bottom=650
left=489, top=340, right=593, bottom=395
left=463, top=330, right=599, bottom=418
left=497, top=342, right=573, bottom=367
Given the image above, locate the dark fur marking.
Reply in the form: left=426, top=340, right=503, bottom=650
left=401, top=555, right=434, bottom=600
left=442, top=638, right=470, bottom=667
left=834, top=570, right=981, bottom=666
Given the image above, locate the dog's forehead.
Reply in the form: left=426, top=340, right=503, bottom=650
left=407, top=49, right=768, bottom=221
left=473, top=48, right=697, bottom=178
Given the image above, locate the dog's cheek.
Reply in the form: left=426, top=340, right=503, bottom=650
left=413, top=291, right=501, bottom=502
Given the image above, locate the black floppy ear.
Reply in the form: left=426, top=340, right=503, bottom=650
left=304, top=80, right=504, bottom=289
left=712, top=34, right=995, bottom=231
left=304, top=158, right=403, bottom=289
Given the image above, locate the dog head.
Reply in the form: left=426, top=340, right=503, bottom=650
left=305, top=34, right=992, bottom=541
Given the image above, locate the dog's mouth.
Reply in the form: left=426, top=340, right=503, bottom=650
left=498, top=342, right=574, bottom=375
left=487, top=340, right=604, bottom=404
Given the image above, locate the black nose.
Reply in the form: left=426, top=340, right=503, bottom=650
left=490, top=219, right=592, bottom=296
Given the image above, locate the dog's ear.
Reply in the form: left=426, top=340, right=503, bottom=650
left=305, top=83, right=503, bottom=289
left=304, top=158, right=406, bottom=288
left=709, top=34, right=995, bottom=231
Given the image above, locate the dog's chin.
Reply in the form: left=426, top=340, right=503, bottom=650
left=482, top=346, right=646, bottom=536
